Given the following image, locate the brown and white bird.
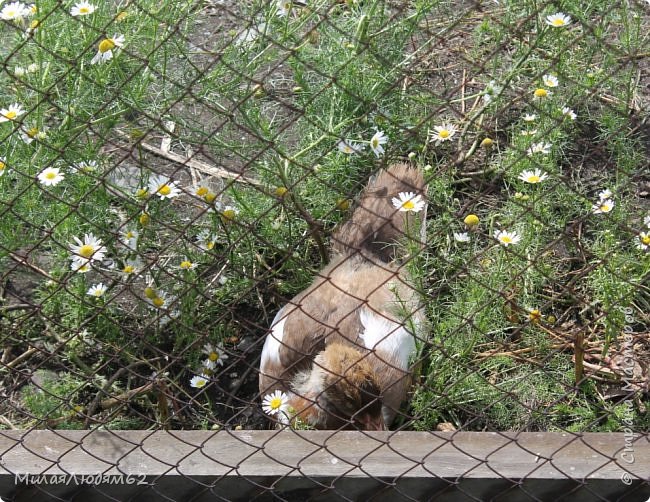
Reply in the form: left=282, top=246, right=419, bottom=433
left=259, top=163, right=426, bottom=430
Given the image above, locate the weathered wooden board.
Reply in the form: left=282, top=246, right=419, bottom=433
left=0, top=431, right=647, bottom=501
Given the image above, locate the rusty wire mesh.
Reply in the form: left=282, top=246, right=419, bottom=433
left=0, top=0, right=649, bottom=499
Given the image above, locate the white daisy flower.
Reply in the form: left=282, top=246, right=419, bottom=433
left=202, top=358, right=218, bottom=372
left=527, top=142, right=552, bottom=156
left=0, top=2, right=31, bottom=21
left=14, top=66, right=26, bottom=77
left=197, top=230, right=217, bottom=251
left=121, top=258, right=143, bottom=276
left=0, top=103, right=26, bottom=122
left=637, top=232, right=650, bottom=251
left=262, top=390, right=291, bottom=417
left=190, top=375, right=209, bottom=389
left=179, top=257, right=197, bottom=271
left=391, top=192, right=426, bottom=213
left=221, top=205, right=239, bottom=221
left=520, top=129, right=538, bottom=136
left=37, top=167, right=65, bottom=186
left=518, top=168, right=548, bottom=184
left=148, top=174, right=181, bottom=200
left=120, top=228, right=138, bottom=250
left=561, top=106, right=577, bottom=120
left=276, top=0, right=292, bottom=17
left=429, top=123, right=457, bottom=144
left=70, top=233, right=106, bottom=264
left=369, top=130, right=388, bottom=157
left=70, top=1, right=96, bottom=16
left=533, top=88, right=551, bottom=99
left=0, top=158, right=7, bottom=177
left=147, top=291, right=171, bottom=309
left=598, top=189, right=612, bottom=200
left=87, top=283, right=107, bottom=297
left=546, top=12, right=571, bottom=28
left=20, top=125, right=47, bottom=144
left=90, top=34, right=125, bottom=65
left=482, top=80, right=502, bottom=104
left=453, top=232, right=470, bottom=243
left=542, top=74, right=559, bottom=88
left=522, top=113, right=537, bottom=122
left=337, top=140, right=365, bottom=155
left=494, top=229, right=521, bottom=246
left=27, top=62, right=38, bottom=73
left=70, top=257, right=91, bottom=273
left=203, top=343, right=228, bottom=366
left=71, top=160, right=98, bottom=173
left=592, top=199, right=614, bottom=214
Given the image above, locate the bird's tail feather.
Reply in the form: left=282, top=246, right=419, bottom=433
left=331, top=163, right=426, bottom=262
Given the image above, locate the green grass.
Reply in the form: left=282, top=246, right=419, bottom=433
left=0, top=0, right=648, bottom=431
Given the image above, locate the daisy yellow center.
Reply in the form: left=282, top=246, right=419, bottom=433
left=139, top=213, right=150, bottom=225
left=80, top=7, right=90, bottom=13
left=222, top=209, right=236, bottom=220
left=0, top=162, right=5, bottom=170
left=204, top=192, right=216, bottom=203
left=45, top=171, right=57, bottom=180
left=534, top=88, right=547, bottom=98
left=342, top=145, right=353, bottom=153
left=439, top=129, right=450, bottom=139
left=152, top=296, right=165, bottom=308
left=196, top=186, right=209, bottom=197
left=78, top=244, right=95, bottom=258
left=27, top=127, right=39, bottom=138
left=93, top=290, right=103, bottom=297
left=206, top=241, right=215, bottom=250
left=402, top=200, right=415, bottom=210
left=144, top=287, right=157, bottom=299
left=135, top=188, right=148, bottom=198
left=99, top=39, right=116, bottom=53
left=464, top=214, right=479, bottom=227
left=4, top=111, right=17, bottom=120
left=195, top=379, right=206, bottom=388
left=552, top=18, right=566, bottom=26
left=116, top=11, right=128, bottom=21
left=527, top=175, right=541, bottom=183
left=123, top=265, right=135, bottom=274
left=529, top=309, right=541, bottom=321
left=336, top=198, right=350, bottom=210
left=208, top=352, right=219, bottom=362
left=180, top=260, right=193, bottom=269
left=269, top=396, right=282, bottom=410
left=30, top=20, right=40, bottom=29
left=158, top=184, right=172, bottom=196
left=641, top=235, right=650, bottom=245
left=500, top=236, right=512, bottom=244
left=600, top=203, right=611, bottom=212
left=371, top=138, right=379, bottom=148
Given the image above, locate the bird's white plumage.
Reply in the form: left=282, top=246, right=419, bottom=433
left=358, top=308, right=416, bottom=370
left=261, top=310, right=286, bottom=367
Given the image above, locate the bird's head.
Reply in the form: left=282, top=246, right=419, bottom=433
left=301, top=343, right=385, bottom=430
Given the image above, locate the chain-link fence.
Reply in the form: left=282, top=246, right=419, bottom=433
left=0, top=0, right=648, bottom=499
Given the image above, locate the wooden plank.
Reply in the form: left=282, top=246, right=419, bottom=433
left=0, top=431, right=647, bottom=501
